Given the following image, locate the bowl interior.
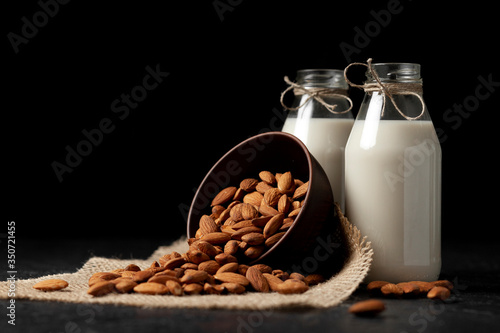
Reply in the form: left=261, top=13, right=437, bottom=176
left=187, top=132, right=311, bottom=239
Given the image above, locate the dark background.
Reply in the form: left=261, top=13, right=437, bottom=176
left=4, top=0, right=498, bottom=244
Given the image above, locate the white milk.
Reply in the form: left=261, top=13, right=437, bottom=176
left=282, top=118, right=354, bottom=210
left=345, top=120, right=441, bottom=282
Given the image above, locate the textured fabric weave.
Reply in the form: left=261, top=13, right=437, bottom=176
left=0, top=212, right=372, bottom=309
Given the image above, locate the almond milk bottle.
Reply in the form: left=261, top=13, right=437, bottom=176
left=281, top=69, right=354, bottom=211
left=344, top=62, right=441, bottom=282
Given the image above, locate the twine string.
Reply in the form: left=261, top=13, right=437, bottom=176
left=343, top=58, right=425, bottom=120
left=280, top=76, right=353, bottom=114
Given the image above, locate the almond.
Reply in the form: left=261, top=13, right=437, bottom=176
left=231, top=226, right=262, bottom=240
left=204, top=283, right=225, bottom=295
left=427, top=286, right=451, bottom=300
left=431, top=280, right=454, bottom=290
left=220, top=282, right=246, bottom=294
left=241, top=232, right=265, bottom=246
left=229, top=203, right=245, bottom=222
left=246, top=266, right=270, bottom=292
left=134, top=282, right=169, bottom=295
left=277, top=171, right=295, bottom=195
left=216, top=262, right=239, bottom=274
left=231, top=220, right=254, bottom=229
left=33, top=279, right=69, bottom=291
left=263, top=188, right=281, bottom=207
left=251, top=264, right=273, bottom=274
left=181, top=270, right=209, bottom=284
left=397, top=282, right=421, bottom=296
left=304, top=274, right=325, bottom=286
left=132, top=269, right=155, bottom=283
left=263, top=273, right=284, bottom=291
left=256, top=181, right=274, bottom=194
left=88, top=272, right=121, bottom=286
left=162, top=257, right=187, bottom=270
left=192, top=240, right=218, bottom=258
left=124, top=264, right=141, bottom=272
left=263, top=213, right=284, bottom=238
left=183, top=283, right=203, bottom=295
left=409, top=281, right=434, bottom=293
left=259, top=203, right=279, bottom=216
left=198, top=260, right=221, bottom=275
left=277, top=194, right=290, bottom=214
left=114, top=279, right=137, bottom=293
left=243, top=191, right=263, bottom=207
left=292, top=181, right=309, bottom=199
left=201, top=232, right=231, bottom=245
left=186, top=249, right=211, bottom=264
left=244, top=246, right=265, bottom=259
left=276, top=279, right=309, bottom=294
left=259, top=171, right=276, bottom=185
left=214, top=253, right=238, bottom=265
left=264, top=231, right=285, bottom=247
left=87, top=281, right=115, bottom=297
left=214, top=272, right=250, bottom=286
left=240, top=178, right=259, bottom=191
left=241, top=203, right=259, bottom=220
left=223, top=239, right=240, bottom=255
left=211, top=186, right=237, bottom=206
left=148, top=274, right=180, bottom=285
left=251, top=215, right=272, bottom=227
left=380, top=283, right=404, bottom=297
left=349, top=299, right=385, bottom=316
left=166, top=280, right=183, bottom=296
left=366, top=280, right=390, bottom=295
left=199, top=214, right=219, bottom=235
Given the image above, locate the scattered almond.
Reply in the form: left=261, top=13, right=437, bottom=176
left=349, top=299, right=385, bottom=316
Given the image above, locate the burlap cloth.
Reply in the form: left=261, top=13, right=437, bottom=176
left=0, top=212, right=373, bottom=310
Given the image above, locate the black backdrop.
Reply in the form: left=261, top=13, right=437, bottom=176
left=5, top=1, right=498, bottom=243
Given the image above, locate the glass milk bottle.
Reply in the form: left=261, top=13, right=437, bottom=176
left=281, top=69, right=354, bottom=211
left=344, top=61, right=441, bottom=282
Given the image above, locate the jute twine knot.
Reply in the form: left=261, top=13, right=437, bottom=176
left=343, top=58, right=425, bottom=120
left=280, top=76, right=353, bottom=114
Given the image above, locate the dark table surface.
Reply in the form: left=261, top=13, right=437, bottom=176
left=1, top=236, right=499, bottom=333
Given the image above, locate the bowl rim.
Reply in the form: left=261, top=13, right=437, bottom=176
left=186, top=131, right=314, bottom=263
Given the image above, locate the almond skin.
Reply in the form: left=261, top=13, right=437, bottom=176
left=427, top=286, right=451, bottom=300
left=243, top=191, right=263, bottom=207
left=33, top=279, right=69, bottom=291
left=246, top=266, right=270, bottom=292
left=259, top=171, right=276, bottom=185
left=241, top=232, right=265, bottom=246
left=200, top=232, right=232, bottom=245
left=277, top=171, right=295, bottom=195
left=349, top=299, right=386, bottom=316
left=263, top=213, right=284, bottom=238
left=276, top=279, right=309, bottom=294
left=262, top=273, right=284, bottom=292
left=87, top=281, right=115, bottom=297
left=134, top=282, right=169, bottom=295
left=381, top=283, right=404, bottom=297
left=214, top=272, right=250, bottom=287
left=211, top=186, right=237, bottom=206
left=199, top=215, right=219, bottom=235
left=240, top=178, right=259, bottom=192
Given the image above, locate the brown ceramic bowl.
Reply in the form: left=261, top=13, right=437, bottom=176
left=187, top=131, right=340, bottom=272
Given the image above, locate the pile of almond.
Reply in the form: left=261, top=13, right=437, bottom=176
left=80, top=171, right=324, bottom=297
left=194, top=170, right=309, bottom=261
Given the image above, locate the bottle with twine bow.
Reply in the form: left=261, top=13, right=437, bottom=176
left=281, top=69, right=354, bottom=211
left=344, top=59, right=442, bottom=282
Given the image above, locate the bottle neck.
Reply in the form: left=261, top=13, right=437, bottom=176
left=282, top=69, right=353, bottom=119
